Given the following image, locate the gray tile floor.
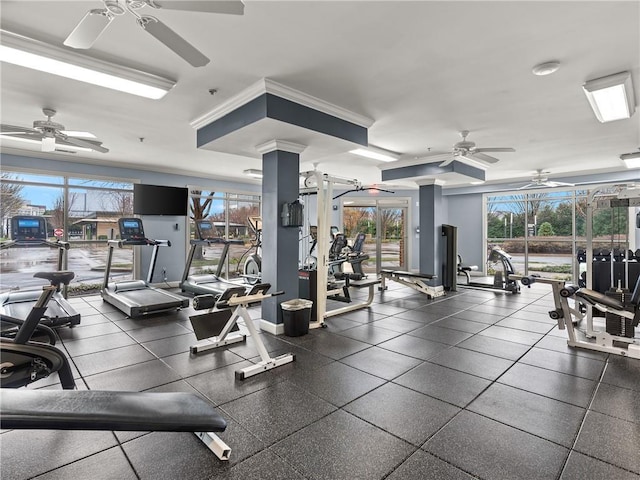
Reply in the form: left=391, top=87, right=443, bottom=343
left=2, top=282, right=640, bottom=480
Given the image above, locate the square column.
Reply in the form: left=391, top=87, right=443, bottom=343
left=258, top=140, right=306, bottom=331
left=419, top=181, right=446, bottom=283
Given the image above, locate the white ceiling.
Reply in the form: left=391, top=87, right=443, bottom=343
left=1, top=1, right=639, bottom=190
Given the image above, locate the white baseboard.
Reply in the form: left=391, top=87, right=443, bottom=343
left=260, top=319, right=284, bottom=336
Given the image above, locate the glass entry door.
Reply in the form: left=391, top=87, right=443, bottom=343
left=342, top=199, right=409, bottom=274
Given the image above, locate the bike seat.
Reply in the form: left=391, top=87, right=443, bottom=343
left=33, top=271, right=75, bottom=287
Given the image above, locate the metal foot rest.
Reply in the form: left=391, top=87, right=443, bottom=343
left=0, top=389, right=227, bottom=432
left=380, top=269, right=435, bottom=280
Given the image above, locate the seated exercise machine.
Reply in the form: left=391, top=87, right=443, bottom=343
left=102, top=218, right=189, bottom=318
left=457, top=247, right=520, bottom=294
left=517, top=274, right=640, bottom=359
left=180, top=219, right=245, bottom=296
left=189, top=283, right=295, bottom=379
left=0, top=270, right=231, bottom=460
left=0, top=216, right=80, bottom=331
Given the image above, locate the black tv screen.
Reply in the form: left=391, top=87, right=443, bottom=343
left=133, top=184, right=188, bottom=216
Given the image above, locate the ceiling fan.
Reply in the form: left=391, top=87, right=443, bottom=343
left=420, top=130, right=515, bottom=168
left=517, top=169, right=575, bottom=190
left=64, top=0, right=245, bottom=67
left=0, top=108, right=109, bottom=153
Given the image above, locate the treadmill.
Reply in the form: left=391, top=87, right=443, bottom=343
left=102, top=218, right=189, bottom=318
left=0, top=216, right=81, bottom=329
left=180, top=220, right=246, bottom=296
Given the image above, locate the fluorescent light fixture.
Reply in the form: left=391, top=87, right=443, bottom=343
left=243, top=169, right=263, bottom=179
left=0, top=30, right=176, bottom=99
left=582, top=71, right=636, bottom=122
left=620, top=151, right=640, bottom=169
left=350, top=146, right=399, bottom=163
left=470, top=180, right=485, bottom=185
left=0, top=135, right=93, bottom=152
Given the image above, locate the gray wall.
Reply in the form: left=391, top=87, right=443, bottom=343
left=446, top=193, right=484, bottom=268
left=1, top=153, right=260, bottom=283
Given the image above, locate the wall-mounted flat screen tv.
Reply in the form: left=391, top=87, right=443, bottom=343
left=133, top=184, right=188, bottom=216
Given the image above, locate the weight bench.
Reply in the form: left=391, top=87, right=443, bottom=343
left=379, top=270, right=445, bottom=299
left=0, top=389, right=231, bottom=460
left=325, top=277, right=381, bottom=319
left=456, top=255, right=479, bottom=284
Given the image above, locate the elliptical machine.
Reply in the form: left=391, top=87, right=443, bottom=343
left=239, top=216, right=262, bottom=285
left=1, top=271, right=76, bottom=389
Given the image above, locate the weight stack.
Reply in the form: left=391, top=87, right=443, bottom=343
left=605, top=289, right=635, bottom=338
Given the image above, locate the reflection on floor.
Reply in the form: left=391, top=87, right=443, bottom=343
left=2, top=282, right=639, bottom=480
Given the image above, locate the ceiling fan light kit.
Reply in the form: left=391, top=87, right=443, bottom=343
left=532, top=61, right=560, bottom=76
left=582, top=71, right=636, bottom=122
left=1, top=108, right=109, bottom=154
left=0, top=29, right=176, bottom=99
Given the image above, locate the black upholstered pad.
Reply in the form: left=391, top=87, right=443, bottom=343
left=575, top=288, right=624, bottom=310
left=0, top=390, right=227, bottom=432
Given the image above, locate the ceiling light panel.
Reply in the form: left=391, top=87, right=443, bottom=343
left=0, top=30, right=176, bottom=99
left=582, top=71, right=636, bottom=122
left=350, top=146, right=399, bottom=163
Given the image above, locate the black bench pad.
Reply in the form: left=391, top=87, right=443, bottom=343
left=349, top=278, right=381, bottom=288
left=0, top=390, right=227, bottom=432
left=381, top=270, right=436, bottom=280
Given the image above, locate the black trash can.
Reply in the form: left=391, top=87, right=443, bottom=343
left=281, top=299, right=313, bottom=337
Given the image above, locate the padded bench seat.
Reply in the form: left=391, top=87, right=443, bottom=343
left=349, top=278, right=381, bottom=288
left=0, top=389, right=227, bottom=432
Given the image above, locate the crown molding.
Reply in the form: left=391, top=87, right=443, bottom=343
left=255, top=139, right=306, bottom=155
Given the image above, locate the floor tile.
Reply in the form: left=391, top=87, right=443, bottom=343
left=601, top=356, right=640, bottom=392
left=519, top=347, right=605, bottom=380
left=424, top=411, right=568, bottom=480
left=125, top=322, right=193, bottom=343
left=534, top=334, right=609, bottom=360
left=297, top=331, right=370, bottom=360
left=478, top=325, right=545, bottom=345
left=378, top=334, right=450, bottom=361
left=340, top=346, right=422, bottom=380
left=56, top=322, right=123, bottom=340
left=141, top=332, right=197, bottom=357
left=336, top=323, right=402, bottom=345
left=271, top=410, right=414, bottom=480
left=344, top=382, right=460, bottom=446
left=590, top=382, right=640, bottom=424
left=468, top=383, right=586, bottom=447
left=428, top=346, right=514, bottom=380
left=432, top=316, right=489, bottom=334
left=408, top=325, right=473, bottom=345
left=392, top=308, right=445, bottom=323
left=161, top=349, right=244, bottom=378
left=495, top=317, right=555, bottom=334
left=186, top=360, right=277, bottom=405
left=32, top=446, right=137, bottom=480
left=386, top=450, right=474, bottom=480
left=209, top=449, right=306, bottom=480
left=394, top=362, right=491, bottom=407
left=560, top=451, right=640, bottom=480
left=62, top=331, right=137, bottom=357
left=371, top=316, right=424, bottom=333
left=449, top=309, right=504, bottom=324
left=83, top=359, right=182, bottom=391
left=73, top=343, right=156, bottom=377
left=498, top=363, right=598, bottom=408
left=574, top=410, right=640, bottom=474
left=0, top=430, right=118, bottom=480
left=286, top=361, right=385, bottom=407
left=221, top=380, right=336, bottom=444
left=457, top=334, right=531, bottom=361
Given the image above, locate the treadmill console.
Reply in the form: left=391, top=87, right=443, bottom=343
left=11, top=216, right=47, bottom=242
left=119, top=218, right=147, bottom=244
left=195, top=220, right=217, bottom=241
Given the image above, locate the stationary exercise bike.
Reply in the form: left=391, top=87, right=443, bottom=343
left=1, top=271, right=76, bottom=389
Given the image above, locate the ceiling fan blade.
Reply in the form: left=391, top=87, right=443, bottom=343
left=473, top=147, right=515, bottom=153
left=150, top=0, right=245, bottom=15
left=0, top=124, right=39, bottom=135
left=0, top=131, right=44, bottom=140
left=60, top=135, right=109, bottom=153
left=64, top=9, right=113, bottom=49
left=140, top=16, right=210, bottom=67
left=469, top=152, right=500, bottom=164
